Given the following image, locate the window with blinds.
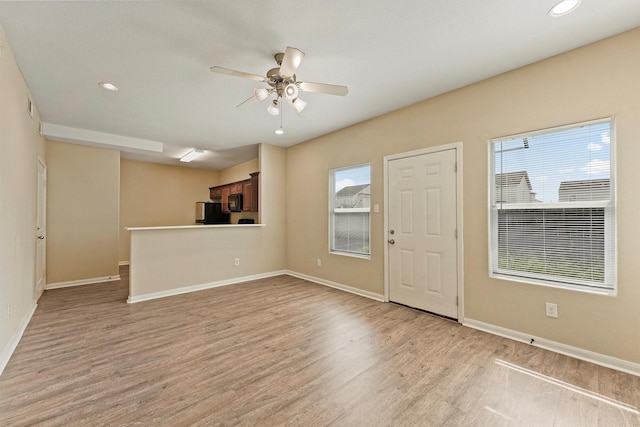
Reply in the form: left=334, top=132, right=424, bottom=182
left=329, top=164, right=371, bottom=258
left=489, top=118, right=615, bottom=292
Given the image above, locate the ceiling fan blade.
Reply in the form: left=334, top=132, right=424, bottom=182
left=299, top=81, right=348, bottom=96
left=210, top=66, right=267, bottom=82
left=278, top=47, right=305, bottom=78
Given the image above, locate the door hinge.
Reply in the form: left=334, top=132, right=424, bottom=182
left=454, top=229, right=458, bottom=239
left=454, top=162, right=457, bottom=172
left=456, top=296, right=459, bottom=306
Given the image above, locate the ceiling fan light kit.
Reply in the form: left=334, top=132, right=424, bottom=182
left=254, top=87, right=270, bottom=101
left=284, top=83, right=298, bottom=100
left=267, top=99, right=280, bottom=116
left=289, top=97, right=307, bottom=114
left=211, top=46, right=348, bottom=130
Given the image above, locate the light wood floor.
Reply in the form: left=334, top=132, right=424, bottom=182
left=1, top=267, right=638, bottom=426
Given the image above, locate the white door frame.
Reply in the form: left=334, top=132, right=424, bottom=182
left=36, top=156, right=47, bottom=299
left=383, top=142, right=464, bottom=322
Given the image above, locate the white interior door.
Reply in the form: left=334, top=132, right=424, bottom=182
left=388, top=148, right=458, bottom=318
left=36, top=158, right=47, bottom=299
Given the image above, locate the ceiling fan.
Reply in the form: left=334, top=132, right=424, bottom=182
left=210, top=47, right=348, bottom=117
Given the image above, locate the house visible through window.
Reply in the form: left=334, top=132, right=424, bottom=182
left=330, top=164, right=371, bottom=258
left=489, top=118, right=615, bottom=292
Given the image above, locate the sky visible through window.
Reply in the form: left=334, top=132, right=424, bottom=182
left=494, top=121, right=611, bottom=203
left=334, top=164, right=370, bottom=192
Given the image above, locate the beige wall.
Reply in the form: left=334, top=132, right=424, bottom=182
left=0, top=25, right=46, bottom=366
left=129, top=144, right=285, bottom=299
left=285, top=29, right=640, bottom=363
left=119, top=160, right=220, bottom=262
left=259, top=144, right=286, bottom=259
left=218, top=158, right=259, bottom=184
left=46, top=141, right=120, bottom=284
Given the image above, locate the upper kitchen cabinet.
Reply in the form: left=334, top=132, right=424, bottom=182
left=210, top=172, right=259, bottom=213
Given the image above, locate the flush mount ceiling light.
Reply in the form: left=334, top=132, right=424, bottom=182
left=549, top=0, right=581, bottom=17
left=210, top=46, right=348, bottom=126
left=98, top=82, right=119, bottom=91
left=179, top=149, right=204, bottom=162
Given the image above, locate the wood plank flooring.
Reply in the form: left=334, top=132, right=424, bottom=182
left=1, top=267, right=638, bottom=426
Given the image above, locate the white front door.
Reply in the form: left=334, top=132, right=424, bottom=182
left=387, top=148, right=458, bottom=318
left=36, top=158, right=47, bottom=299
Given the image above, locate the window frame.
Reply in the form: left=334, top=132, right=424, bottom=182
left=329, top=163, right=371, bottom=259
left=488, top=118, right=616, bottom=295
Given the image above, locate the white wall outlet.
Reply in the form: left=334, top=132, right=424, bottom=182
left=7, top=304, right=11, bottom=320
left=373, top=203, right=380, bottom=213
left=316, top=258, right=322, bottom=267
left=545, top=302, right=558, bottom=318
left=234, top=258, right=240, bottom=266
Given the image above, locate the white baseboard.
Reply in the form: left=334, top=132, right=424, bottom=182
left=128, top=270, right=288, bottom=304
left=0, top=302, right=37, bottom=377
left=463, top=318, right=640, bottom=377
left=118, top=261, right=130, bottom=266
left=285, top=270, right=385, bottom=302
left=46, top=275, right=121, bottom=290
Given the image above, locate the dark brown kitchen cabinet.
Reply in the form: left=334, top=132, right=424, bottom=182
left=210, top=187, right=222, bottom=199
left=221, top=186, right=230, bottom=212
left=229, top=182, right=243, bottom=195
left=209, top=171, right=259, bottom=213
left=249, top=172, right=259, bottom=212
left=242, top=180, right=252, bottom=212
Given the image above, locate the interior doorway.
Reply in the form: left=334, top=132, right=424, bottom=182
left=384, top=143, right=463, bottom=320
left=36, top=157, right=47, bottom=299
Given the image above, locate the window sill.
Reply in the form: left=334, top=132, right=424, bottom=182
left=490, top=272, right=616, bottom=296
left=329, top=250, right=371, bottom=260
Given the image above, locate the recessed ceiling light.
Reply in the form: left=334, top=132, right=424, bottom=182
left=99, top=82, right=119, bottom=91
left=549, top=0, right=581, bottom=17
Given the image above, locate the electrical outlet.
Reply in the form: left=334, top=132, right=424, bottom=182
left=316, top=259, right=322, bottom=267
left=7, top=304, right=11, bottom=320
left=234, top=258, right=240, bottom=266
left=545, top=302, right=558, bottom=318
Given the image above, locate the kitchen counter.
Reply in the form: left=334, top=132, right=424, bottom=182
left=127, top=223, right=264, bottom=231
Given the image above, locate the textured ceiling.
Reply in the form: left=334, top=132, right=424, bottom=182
left=1, top=1, right=639, bottom=170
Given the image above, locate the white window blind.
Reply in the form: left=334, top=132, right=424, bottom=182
left=329, top=164, right=371, bottom=257
left=489, top=118, right=615, bottom=291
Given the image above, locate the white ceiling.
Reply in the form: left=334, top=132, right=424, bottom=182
left=1, top=1, right=639, bottom=170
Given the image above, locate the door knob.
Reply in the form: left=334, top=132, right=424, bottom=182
left=37, top=235, right=45, bottom=240
left=388, top=239, right=395, bottom=244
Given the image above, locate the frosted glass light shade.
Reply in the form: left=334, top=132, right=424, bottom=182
left=254, top=88, right=269, bottom=101
left=291, top=97, right=307, bottom=113
left=284, top=83, right=299, bottom=100
left=267, top=100, right=280, bottom=116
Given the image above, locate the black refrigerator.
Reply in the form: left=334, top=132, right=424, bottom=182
left=195, top=202, right=231, bottom=224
